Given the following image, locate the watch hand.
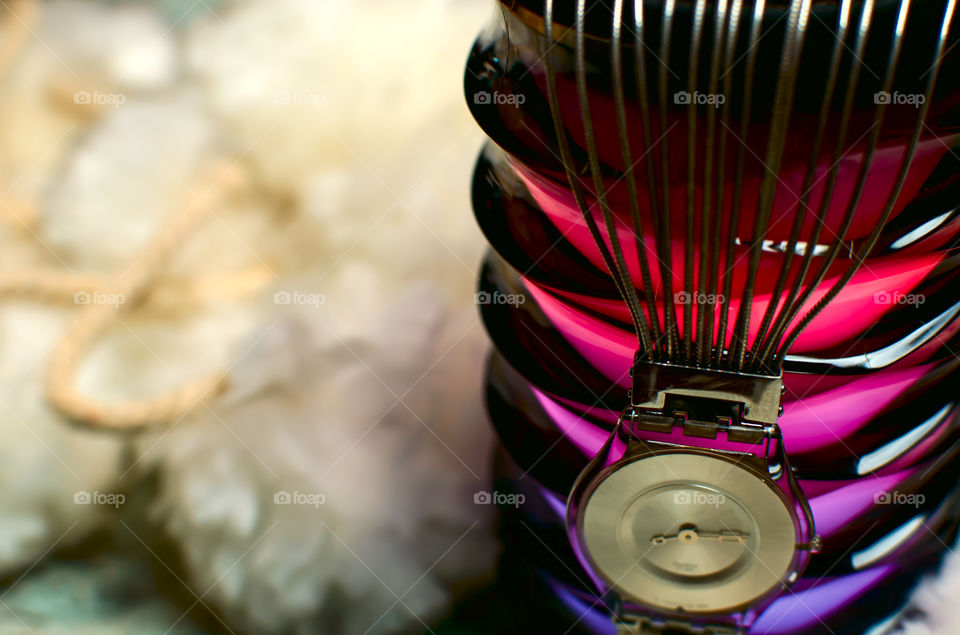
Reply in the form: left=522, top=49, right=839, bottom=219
left=650, top=528, right=749, bottom=546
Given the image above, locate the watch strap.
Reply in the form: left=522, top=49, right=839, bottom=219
left=615, top=614, right=742, bottom=635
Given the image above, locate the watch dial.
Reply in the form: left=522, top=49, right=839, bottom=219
left=581, top=452, right=797, bottom=614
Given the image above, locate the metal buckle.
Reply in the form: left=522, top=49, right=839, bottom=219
left=629, top=360, right=783, bottom=425
left=624, top=360, right=782, bottom=454
left=624, top=409, right=775, bottom=447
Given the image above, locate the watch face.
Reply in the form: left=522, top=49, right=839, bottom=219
left=578, top=451, right=798, bottom=614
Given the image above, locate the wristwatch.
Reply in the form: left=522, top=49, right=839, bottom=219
left=567, top=358, right=820, bottom=634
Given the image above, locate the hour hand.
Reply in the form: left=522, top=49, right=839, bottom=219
left=650, top=527, right=749, bottom=546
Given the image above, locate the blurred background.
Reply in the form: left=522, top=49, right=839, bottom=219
left=0, top=0, right=505, bottom=633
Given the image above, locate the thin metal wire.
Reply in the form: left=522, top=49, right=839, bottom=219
left=683, top=0, right=708, bottom=360
left=630, top=0, right=672, bottom=358
left=730, top=0, right=811, bottom=371
left=706, top=0, right=745, bottom=367
left=533, top=0, right=955, bottom=374
left=715, top=0, right=765, bottom=367
left=612, top=0, right=662, bottom=358
left=751, top=0, right=854, bottom=368
left=757, top=0, right=877, bottom=366
left=573, top=0, right=655, bottom=353
left=777, top=0, right=957, bottom=365
left=696, top=0, right=730, bottom=365
left=541, top=0, right=646, bottom=351
left=658, top=0, right=681, bottom=358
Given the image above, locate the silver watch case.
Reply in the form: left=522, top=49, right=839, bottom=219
left=566, top=363, right=818, bottom=626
